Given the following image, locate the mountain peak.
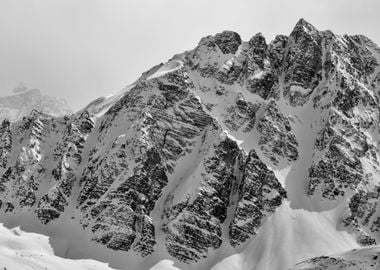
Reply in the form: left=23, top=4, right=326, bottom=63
left=291, top=18, right=318, bottom=37
left=214, top=30, right=242, bottom=54
left=196, top=30, right=241, bottom=55
left=12, top=83, right=28, bottom=94
left=295, top=18, right=314, bottom=27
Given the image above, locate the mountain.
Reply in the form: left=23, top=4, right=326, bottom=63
left=0, top=18, right=380, bottom=270
left=0, top=87, right=72, bottom=122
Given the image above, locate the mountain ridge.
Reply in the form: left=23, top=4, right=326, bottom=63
left=0, top=18, right=380, bottom=270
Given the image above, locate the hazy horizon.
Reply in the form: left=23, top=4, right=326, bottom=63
left=0, top=0, right=379, bottom=111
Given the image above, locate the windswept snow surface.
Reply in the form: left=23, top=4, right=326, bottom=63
left=211, top=203, right=358, bottom=270
left=80, top=83, right=136, bottom=117
left=292, top=245, right=380, bottom=270
left=0, top=223, right=114, bottom=270
left=149, top=260, right=182, bottom=270
left=147, top=59, right=183, bottom=80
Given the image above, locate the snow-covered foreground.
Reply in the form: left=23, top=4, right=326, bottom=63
left=292, top=246, right=380, bottom=270
left=0, top=220, right=185, bottom=270
left=0, top=218, right=374, bottom=270
left=0, top=204, right=360, bottom=270
left=0, top=223, right=114, bottom=270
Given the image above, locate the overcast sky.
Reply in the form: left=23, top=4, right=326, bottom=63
left=0, top=0, right=379, bottom=111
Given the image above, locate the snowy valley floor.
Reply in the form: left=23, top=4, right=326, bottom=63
left=0, top=223, right=113, bottom=270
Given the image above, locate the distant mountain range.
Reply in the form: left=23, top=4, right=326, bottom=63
left=0, top=86, right=72, bottom=122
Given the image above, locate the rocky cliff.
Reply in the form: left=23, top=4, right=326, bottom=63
left=0, top=19, right=380, bottom=270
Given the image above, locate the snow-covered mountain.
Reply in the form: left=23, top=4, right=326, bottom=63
left=0, top=86, right=72, bottom=122
left=1, top=18, right=380, bottom=270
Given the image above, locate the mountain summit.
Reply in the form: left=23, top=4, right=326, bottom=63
left=0, top=19, right=380, bottom=270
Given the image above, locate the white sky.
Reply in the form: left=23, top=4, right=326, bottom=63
left=0, top=0, right=379, bottom=111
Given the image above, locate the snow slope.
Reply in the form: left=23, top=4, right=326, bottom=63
left=211, top=203, right=359, bottom=270
left=0, top=223, right=114, bottom=270
left=292, top=245, right=380, bottom=270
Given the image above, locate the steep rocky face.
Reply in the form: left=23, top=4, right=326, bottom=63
left=257, top=100, right=298, bottom=167
left=0, top=19, right=380, bottom=270
left=246, top=33, right=282, bottom=100
left=163, top=136, right=242, bottom=262
left=283, top=19, right=323, bottom=106
left=229, top=149, right=286, bottom=246
left=0, top=119, right=11, bottom=170
left=0, top=110, right=94, bottom=220
left=0, top=87, right=72, bottom=122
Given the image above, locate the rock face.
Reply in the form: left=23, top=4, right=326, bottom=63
left=0, top=87, right=72, bottom=122
left=229, top=149, right=286, bottom=246
left=163, top=137, right=242, bottom=262
left=257, top=100, right=298, bottom=166
left=0, top=19, right=380, bottom=270
left=283, top=19, right=323, bottom=106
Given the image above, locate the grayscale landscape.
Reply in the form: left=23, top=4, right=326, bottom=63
left=0, top=1, right=379, bottom=270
